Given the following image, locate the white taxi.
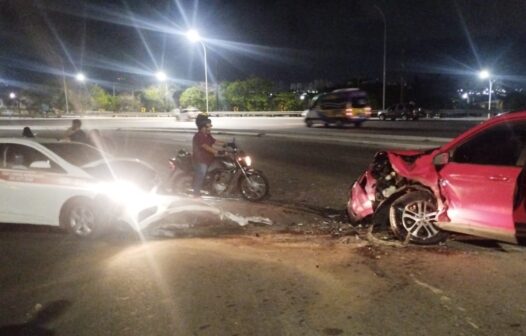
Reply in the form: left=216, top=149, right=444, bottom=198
left=0, top=138, right=177, bottom=238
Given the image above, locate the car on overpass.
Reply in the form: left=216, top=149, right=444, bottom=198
left=304, top=88, right=372, bottom=127
left=0, top=138, right=176, bottom=238
left=377, top=103, right=424, bottom=121
left=348, top=111, right=526, bottom=245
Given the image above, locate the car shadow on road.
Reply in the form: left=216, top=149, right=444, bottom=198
left=0, top=300, right=72, bottom=336
left=0, top=223, right=64, bottom=235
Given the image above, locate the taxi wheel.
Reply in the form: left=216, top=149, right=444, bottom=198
left=60, top=198, right=105, bottom=238
left=305, top=119, right=313, bottom=127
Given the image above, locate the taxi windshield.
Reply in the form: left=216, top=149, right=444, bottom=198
left=42, top=142, right=105, bottom=166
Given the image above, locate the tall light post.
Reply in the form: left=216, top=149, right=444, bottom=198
left=9, top=92, right=20, bottom=114
left=186, top=29, right=209, bottom=114
left=61, top=64, right=70, bottom=114
left=76, top=72, right=86, bottom=113
left=374, top=5, right=387, bottom=111
left=479, top=69, right=493, bottom=116
left=156, top=71, right=168, bottom=112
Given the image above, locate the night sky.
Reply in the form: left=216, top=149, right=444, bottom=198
left=1, top=0, right=525, bottom=89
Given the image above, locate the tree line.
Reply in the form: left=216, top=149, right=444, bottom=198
left=3, top=75, right=526, bottom=115
left=0, top=76, right=307, bottom=115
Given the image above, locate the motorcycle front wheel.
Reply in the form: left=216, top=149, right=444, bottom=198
left=239, top=170, right=269, bottom=201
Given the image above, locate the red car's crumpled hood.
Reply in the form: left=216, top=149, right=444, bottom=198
left=386, top=148, right=442, bottom=194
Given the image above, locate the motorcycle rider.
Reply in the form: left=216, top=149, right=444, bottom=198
left=192, top=117, right=225, bottom=197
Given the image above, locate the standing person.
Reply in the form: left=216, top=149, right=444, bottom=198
left=192, top=117, right=224, bottom=197
left=22, top=127, right=35, bottom=138
left=64, top=119, right=89, bottom=144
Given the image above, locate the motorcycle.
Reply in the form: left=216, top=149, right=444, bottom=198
left=166, top=139, right=269, bottom=201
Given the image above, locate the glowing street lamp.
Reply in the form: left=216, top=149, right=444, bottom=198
left=76, top=72, right=86, bottom=82
left=479, top=69, right=493, bottom=112
left=186, top=29, right=209, bottom=114
left=9, top=92, right=16, bottom=99
left=155, top=71, right=167, bottom=82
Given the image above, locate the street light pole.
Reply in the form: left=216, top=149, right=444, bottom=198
left=201, top=41, right=209, bottom=114
left=155, top=71, right=168, bottom=112
left=76, top=72, right=86, bottom=113
left=62, top=65, right=70, bottom=114
left=186, top=29, right=209, bottom=114
left=374, top=5, right=387, bottom=111
left=9, top=92, right=20, bottom=115
left=488, top=79, right=493, bottom=111
left=479, top=69, right=493, bottom=117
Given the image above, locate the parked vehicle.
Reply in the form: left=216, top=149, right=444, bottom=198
left=304, top=88, right=372, bottom=127
left=0, top=138, right=172, bottom=238
left=167, top=140, right=269, bottom=201
left=348, top=111, right=526, bottom=245
left=377, top=103, right=423, bottom=121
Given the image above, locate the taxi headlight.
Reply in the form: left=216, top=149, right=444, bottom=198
left=95, top=180, right=142, bottom=201
left=94, top=180, right=159, bottom=211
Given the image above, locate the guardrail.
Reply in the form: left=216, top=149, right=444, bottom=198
left=0, top=109, right=498, bottom=119
left=208, top=111, right=303, bottom=117
left=73, top=109, right=494, bottom=118
left=426, top=109, right=494, bottom=118
left=13, top=111, right=302, bottom=118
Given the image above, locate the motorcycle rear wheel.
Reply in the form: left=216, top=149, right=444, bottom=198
left=240, top=171, right=269, bottom=202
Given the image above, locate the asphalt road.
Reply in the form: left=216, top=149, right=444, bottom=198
left=2, top=226, right=526, bottom=336
left=2, top=118, right=526, bottom=336
left=0, top=116, right=480, bottom=139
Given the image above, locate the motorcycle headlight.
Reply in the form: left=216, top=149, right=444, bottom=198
left=243, top=156, right=252, bottom=166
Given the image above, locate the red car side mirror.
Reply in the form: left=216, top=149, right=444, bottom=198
left=433, top=152, right=450, bottom=166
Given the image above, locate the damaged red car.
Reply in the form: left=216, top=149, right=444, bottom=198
left=348, top=111, right=526, bottom=245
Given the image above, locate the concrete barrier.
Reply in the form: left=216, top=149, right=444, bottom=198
left=0, top=109, right=498, bottom=119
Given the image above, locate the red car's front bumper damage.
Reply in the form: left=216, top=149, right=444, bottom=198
left=347, top=148, right=446, bottom=222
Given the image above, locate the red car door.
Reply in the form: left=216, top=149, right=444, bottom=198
left=439, top=163, right=521, bottom=233
left=438, top=121, right=526, bottom=242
